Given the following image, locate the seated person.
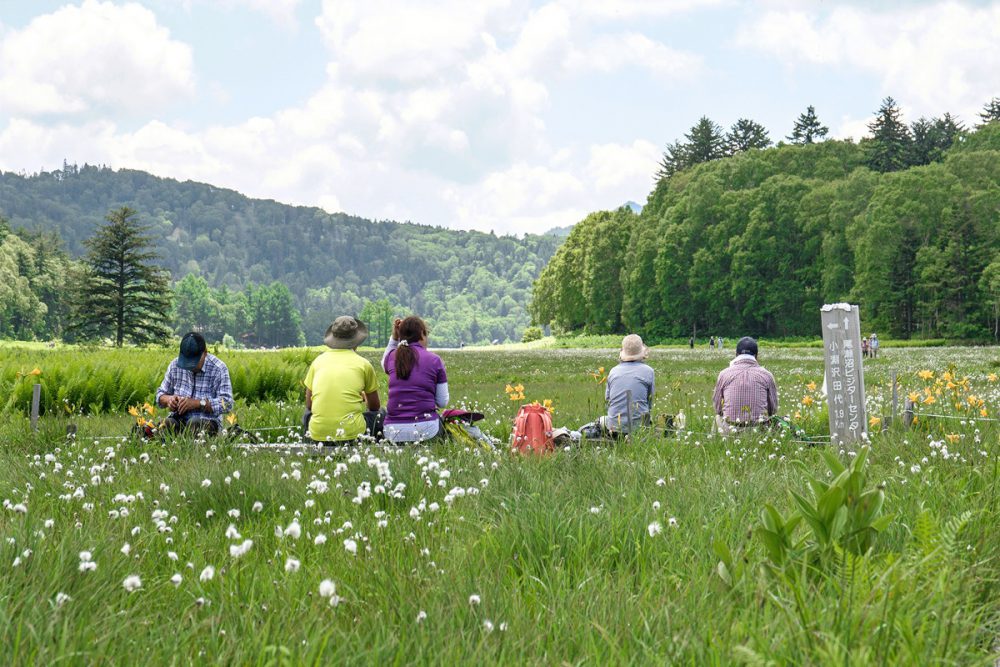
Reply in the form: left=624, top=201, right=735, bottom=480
left=156, top=332, right=233, bottom=436
left=582, top=334, right=655, bottom=438
left=303, top=316, right=384, bottom=444
left=382, top=316, right=449, bottom=444
left=713, top=336, right=779, bottom=434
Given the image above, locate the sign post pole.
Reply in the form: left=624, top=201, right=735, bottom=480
left=820, top=304, right=867, bottom=448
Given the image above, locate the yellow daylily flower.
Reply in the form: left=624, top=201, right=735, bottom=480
left=923, top=395, right=936, bottom=405
left=801, top=396, right=814, bottom=407
left=917, top=370, right=934, bottom=380
left=128, top=405, right=140, bottom=417
left=144, top=402, right=156, bottom=415
left=504, top=384, right=514, bottom=394
left=945, top=433, right=960, bottom=444
left=29, top=367, right=42, bottom=376
left=988, top=373, right=998, bottom=383
left=806, top=381, right=817, bottom=392
left=226, top=413, right=237, bottom=426
left=869, top=416, right=881, bottom=428
left=907, top=392, right=921, bottom=403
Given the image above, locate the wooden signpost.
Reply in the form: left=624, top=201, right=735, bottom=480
left=820, top=304, right=867, bottom=447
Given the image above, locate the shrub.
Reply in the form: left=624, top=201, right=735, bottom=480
left=521, top=326, right=543, bottom=343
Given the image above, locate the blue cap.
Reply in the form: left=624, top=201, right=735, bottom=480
left=178, top=332, right=206, bottom=371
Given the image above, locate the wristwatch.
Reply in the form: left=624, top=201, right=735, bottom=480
left=199, top=399, right=207, bottom=410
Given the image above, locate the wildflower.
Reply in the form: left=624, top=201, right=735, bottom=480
left=226, top=413, right=237, bottom=426
left=229, top=540, right=253, bottom=558
left=55, top=592, right=71, bottom=607
left=252, top=501, right=263, bottom=512
left=988, top=373, right=998, bottom=383
left=285, top=558, right=300, bottom=573
left=201, top=479, right=211, bottom=488
left=668, top=517, right=678, bottom=528
left=314, top=534, right=327, bottom=546
left=655, top=478, right=666, bottom=487
left=285, top=520, right=302, bottom=540
left=945, top=434, right=961, bottom=444
left=917, top=370, right=934, bottom=380
left=225, top=524, right=241, bottom=540
left=12, top=503, right=27, bottom=514
left=483, top=619, right=494, bottom=632
left=123, top=575, right=142, bottom=592
left=167, top=551, right=178, bottom=561
left=318, top=579, right=340, bottom=606
left=121, top=543, right=131, bottom=556
left=171, top=573, right=182, bottom=586
left=806, top=381, right=817, bottom=392
left=923, top=395, right=936, bottom=405
left=468, top=594, right=481, bottom=605
left=78, top=551, right=96, bottom=572
left=128, top=405, right=140, bottom=417
left=647, top=522, right=663, bottom=537
left=199, top=565, right=215, bottom=582
left=589, top=506, right=600, bottom=515
left=652, top=501, right=661, bottom=510
left=343, top=538, right=358, bottom=554
left=869, top=416, right=881, bottom=428
left=801, top=396, right=814, bottom=407
left=907, top=391, right=921, bottom=403
left=416, top=610, right=427, bottom=623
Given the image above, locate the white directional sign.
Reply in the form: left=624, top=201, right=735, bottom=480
left=820, top=303, right=867, bottom=446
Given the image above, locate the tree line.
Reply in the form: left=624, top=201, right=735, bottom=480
left=0, top=168, right=563, bottom=346
left=532, top=97, right=1000, bottom=341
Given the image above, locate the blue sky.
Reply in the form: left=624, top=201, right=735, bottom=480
left=1, top=1, right=997, bottom=235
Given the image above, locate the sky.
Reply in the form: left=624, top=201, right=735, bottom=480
left=0, top=0, right=998, bottom=236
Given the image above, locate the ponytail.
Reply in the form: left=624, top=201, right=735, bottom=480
left=394, top=316, right=427, bottom=380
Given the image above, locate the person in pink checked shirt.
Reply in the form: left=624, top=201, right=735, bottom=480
left=712, top=336, right=779, bottom=436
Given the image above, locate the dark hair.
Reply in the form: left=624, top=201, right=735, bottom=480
left=395, top=316, right=428, bottom=380
left=736, top=336, right=758, bottom=357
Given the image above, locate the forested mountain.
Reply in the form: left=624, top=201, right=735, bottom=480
left=532, top=109, right=1000, bottom=341
left=0, top=167, right=562, bottom=345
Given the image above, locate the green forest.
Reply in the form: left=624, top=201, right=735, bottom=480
left=0, top=168, right=562, bottom=346
left=531, top=99, right=1000, bottom=342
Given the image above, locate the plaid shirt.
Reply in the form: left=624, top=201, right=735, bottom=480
left=713, top=355, right=778, bottom=424
left=155, top=353, right=233, bottom=423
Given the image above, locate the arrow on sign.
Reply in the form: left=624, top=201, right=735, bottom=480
left=843, top=317, right=850, bottom=329
left=827, top=322, right=840, bottom=330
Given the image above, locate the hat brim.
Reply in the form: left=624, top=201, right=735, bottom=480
left=177, top=353, right=201, bottom=371
left=620, top=347, right=648, bottom=362
left=324, top=325, right=369, bottom=349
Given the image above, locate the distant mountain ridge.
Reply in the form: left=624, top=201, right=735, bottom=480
left=0, top=165, right=563, bottom=346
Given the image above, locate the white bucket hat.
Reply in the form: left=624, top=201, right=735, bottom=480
left=619, top=334, right=649, bottom=362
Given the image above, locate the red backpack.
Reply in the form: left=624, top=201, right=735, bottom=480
left=510, top=404, right=554, bottom=455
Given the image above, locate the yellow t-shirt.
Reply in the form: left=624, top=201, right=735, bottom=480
left=304, top=350, right=378, bottom=441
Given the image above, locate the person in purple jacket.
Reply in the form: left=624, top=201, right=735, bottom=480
left=381, top=316, right=449, bottom=444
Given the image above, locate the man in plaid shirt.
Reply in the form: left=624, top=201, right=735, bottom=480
left=156, top=332, right=233, bottom=435
left=713, top=336, right=778, bottom=435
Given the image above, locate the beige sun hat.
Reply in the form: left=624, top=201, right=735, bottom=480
left=324, top=316, right=369, bottom=349
left=619, top=334, right=649, bottom=362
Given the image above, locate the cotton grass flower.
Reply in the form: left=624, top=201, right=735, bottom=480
left=284, top=558, right=300, bottom=573
left=123, top=575, right=142, bottom=592
left=54, top=592, right=71, bottom=607
left=318, top=579, right=340, bottom=606
left=314, top=534, right=327, bottom=546
left=468, top=594, right=481, bottom=606
left=647, top=522, right=663, bottom=537
left=170, top=573, right=182, bottom=586
left=285, top=519, right=301, bottom=540
left=229, top=539, right=253, bottom=558
left=78, top=551, right=96, bottom=572
left=199, top=565, right=215, bottom=582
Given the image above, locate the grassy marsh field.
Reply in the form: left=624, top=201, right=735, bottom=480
left=2, top=345, right=999, bottom=664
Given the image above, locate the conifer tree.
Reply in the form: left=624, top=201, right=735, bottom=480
left=655, top=140, right=688, bottom=181
left=726, top=118, right=772, bottom=154
left=787, top=105, right=829, bottom=144
left=684, top=116, right=727, bottom=164
left=68, top=206, right=171, bottom=346
left=978, top=97, right=1000, bottom=127
left=866, top=96, right=912, bottom=172
left=910, top=113, right=964, bottom=165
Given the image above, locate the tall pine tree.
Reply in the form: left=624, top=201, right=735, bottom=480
left=684, top=116, right=727, bottom=164
left=655, top=140, right=689, bottom=181
left=787, top=105, right=829, bottom=144
left=68, top=206, right=171, bottom=346
left=726, top=118, right=771, bottom=154
left=866, top=96, right=912, bottom=172
left=910, top=113, right=964, bottom=166
left=979, top=97, right=1000, bottom=127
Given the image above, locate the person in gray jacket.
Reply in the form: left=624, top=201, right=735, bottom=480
left=580, top=334, right=655, bottom=438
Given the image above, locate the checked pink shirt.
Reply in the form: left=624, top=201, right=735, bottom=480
left=713, top=355, right=779, bottom=424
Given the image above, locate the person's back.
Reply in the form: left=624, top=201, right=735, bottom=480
left=713, top=337, right=778, bottom=431
left=382, top=316, right=449, bottom=443
left=605, top=334, right=655, bottom=434
left=305, top=349, right=377, bottom=441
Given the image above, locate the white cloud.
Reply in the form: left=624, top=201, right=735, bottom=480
left=736, top=3, right=1000, bottom=123
left=0, top=0, right=194, bottom=117
left=0, top=1, right=709, bottom=235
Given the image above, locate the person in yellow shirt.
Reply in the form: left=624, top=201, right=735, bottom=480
left=303, top=316, right=383, bottom=443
